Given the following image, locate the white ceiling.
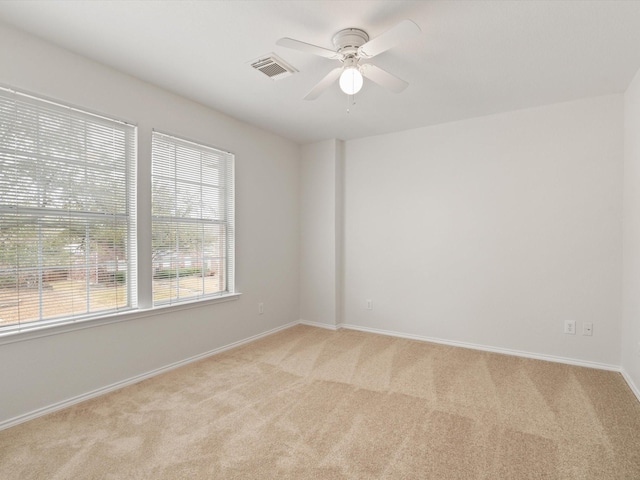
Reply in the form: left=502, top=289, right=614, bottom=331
left=1, top=0, right=640, bottom=144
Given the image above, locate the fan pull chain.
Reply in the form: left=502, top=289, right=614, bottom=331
left=346, top=94, right=356, bottom=114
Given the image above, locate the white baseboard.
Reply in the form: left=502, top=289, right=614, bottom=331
left=0, top=320, right=298, bottom=431
left=298, top=319, right=339, bottom=331
left=335, top=322, right=640, bottom=402
left=4, top=319, right=636, bottom=432
left=621, top=368, right=640, bottom=403
left=337, top=323, right=621, bottom=372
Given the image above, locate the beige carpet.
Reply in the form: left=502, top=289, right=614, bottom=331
left=1, top=325, right=640, bottom=479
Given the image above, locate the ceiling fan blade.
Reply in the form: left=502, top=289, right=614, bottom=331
left=357, top=19, right=421, bottom=58
left=360, top=64, right=408, bottom=93
left=304, top=67, right=344, bottom=100
left=276, top=37, right=341, bottom=60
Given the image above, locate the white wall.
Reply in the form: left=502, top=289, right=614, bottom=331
left=0, top=24, right=300, bottom=426
left=299, top=140, right=344, bottom=327
left=343, top=96, right=624, bottom=366
left=622, top=67, right=640, bottom=395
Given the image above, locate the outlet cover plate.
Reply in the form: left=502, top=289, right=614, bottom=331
left=564, top=320, right=576, bottom=335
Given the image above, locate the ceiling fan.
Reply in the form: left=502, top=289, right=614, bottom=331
left=276, top=19, right=421, bottom=100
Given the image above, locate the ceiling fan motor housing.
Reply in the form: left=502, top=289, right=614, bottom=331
left=332, top=28, right=369, bottom=56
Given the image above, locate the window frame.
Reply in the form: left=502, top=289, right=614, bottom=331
left=0, top=87, right=240, bottom=343
left=150, top=130, right=236, bottom=306
left=0, top=87, right=138, bottom=335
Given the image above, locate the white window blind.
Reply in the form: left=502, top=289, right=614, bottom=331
left=151, top=131, right=234, bottom=305
left=0, top=88, right=137, bottom=332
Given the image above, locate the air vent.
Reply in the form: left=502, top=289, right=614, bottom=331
left=250, top=54, right=297, bottom=80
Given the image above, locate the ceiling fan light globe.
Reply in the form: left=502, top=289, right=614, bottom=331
left=339, top=67, right=363, bottom=95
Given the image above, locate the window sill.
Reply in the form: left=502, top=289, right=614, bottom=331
left=0, top=292, right=242, bottom=346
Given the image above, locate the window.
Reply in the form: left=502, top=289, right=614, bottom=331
left=0, top=88, right=235, bottom=337
left=0, top=88, right=137, bottom=332
left=151, top=131, right=234, bottom=305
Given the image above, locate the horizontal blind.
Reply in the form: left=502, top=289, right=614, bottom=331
left=0, top=88, right=136, bottom=332
left=151, top=131, right=234, bottom=305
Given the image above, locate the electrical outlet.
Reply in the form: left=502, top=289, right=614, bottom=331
left=583, top=323, right=593, bottom=336
left=258, top=302, right=264, bottom=315
left=366, top=299, right=373, bottom=310
left=564, top=320, right=576, bottom=335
